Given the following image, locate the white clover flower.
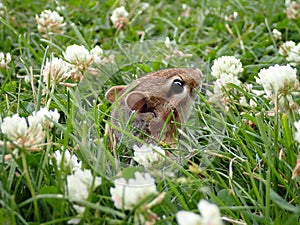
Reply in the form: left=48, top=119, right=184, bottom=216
left=110, top=6, right=129, bottom=29
left=285, top=0, right=300, bottom=19
left=56, top=5, right=66, bottom=12
left=286, top=43, right=300, bottom=66
left=66, top=168, right=102, bottom=202
left=0, top=2, right=6, bottom=17
left=279, top=41, right=296, bottom=56
left=52, top=149, right=82, bottom=172
left=198, top=200, right=223, bottom=225
left=110, top=6, right=129, bottom=24
left=209, top=68, right=242, bottom=108
left=294, top=120, right=300, bottom=144
left=137, top=2, right=150, bottom=15
left=42, top=57, right=71, bottom=86
left=165, top=36, right=176, bottom=50
left=133, top=144, right=165, bottom=167
left=245, top=83, right=253, bottom=92
left=213, top=73, right=242, bottom=95
left=63, top=44, right=93, bottom=75
left=110, top=172, right=157, bottom=210
left=255, top=64, right=298, bottom=98
left=75, top=168, right=102, bottom=188
left=176, top=211, right=202, bottom=225
left=251, top=89, right=266, bottom=96
left=176, top=200, right=223, bottom=225
left=182, top=3, right=188, bottom=10
left=181, top=3, right=191, bottom=17
left=211, top=56, right=243, bottom=78
left=239, top=96, right=247, bottom=106
left=272, top=29, right=282, bottom=40
left=164, top=37, right=192, bottom=60
left=1, top=114, right=27, bottom=140
left=67, top=204, right=85, bottom=224
left=36, top=9, right=66, bottom=34
left=1, top=114, right=44, bottom=150
left=140, top=2, right=150, bottom=11
left=0, top=52, right=11, bottom=68
left=249, top=99, right=257, bottom=108
left=67, top=215, right=81, bottom=224
left=73, top=204, right=85, bottom=214
left=90, top=45, right=105, bottom=65
left=89, top=46, right=114, bottom=66
left=224, top=11, right=238, bottom=21
left=279, top=41, right=300, bottom=66
left=67, top=172, right=90, bottom=201
left=30, top=108, right=60, bottom=129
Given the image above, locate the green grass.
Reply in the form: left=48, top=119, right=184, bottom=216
left=0, top=0, right=300, bottom=224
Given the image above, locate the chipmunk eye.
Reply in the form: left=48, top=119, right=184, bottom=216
left=171, top=79, right=184, bottom=94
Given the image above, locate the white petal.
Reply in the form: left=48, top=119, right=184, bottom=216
left=176, top=210, right=202, bottom=225
left=197, top=200, right=223, bottom=225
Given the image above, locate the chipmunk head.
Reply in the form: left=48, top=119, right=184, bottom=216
left=105, top=68, right=202, bottom=145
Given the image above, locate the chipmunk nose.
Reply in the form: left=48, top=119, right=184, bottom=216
left=194, top=68, right=202, bottom=85
left=187, top=68, right=202, bottom=89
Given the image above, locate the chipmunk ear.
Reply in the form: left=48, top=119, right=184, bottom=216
left=126, top=91, right=149, bottom=112
left=105, top=85, right=126, bottom=103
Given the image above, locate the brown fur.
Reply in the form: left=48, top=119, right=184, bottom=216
left=105, top=68, right=202, bottom=147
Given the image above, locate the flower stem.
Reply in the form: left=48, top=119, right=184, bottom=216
left=274, top=93, right=279, bottom=152
left=46, top=84, right=56, bottom=109
left=21, top=151, right=40, bottom=223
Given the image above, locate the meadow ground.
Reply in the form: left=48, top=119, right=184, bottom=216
left=0, top=0, right=300, bottom=224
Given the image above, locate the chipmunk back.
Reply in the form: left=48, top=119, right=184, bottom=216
left=105, top=68, right=202, bottom=147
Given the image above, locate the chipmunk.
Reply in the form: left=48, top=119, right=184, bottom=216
left=105, top=68, right=202, bottom=148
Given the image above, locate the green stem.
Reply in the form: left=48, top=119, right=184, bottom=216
left=233, top=22, right=245, bottom=54
left=21, top=151, right=40, bottom=223
left=10, top=195, right=17, bottom=225
left=265, top=93, right=279, bottom=222
left=37, top=132, right=51, bottom=188
left=265, top=169, right=271, bottom=224
left=274, top=93, right=279, bottom=152
left=36, top=46, right=49, bottom=111
left=46, top=84, right=56, bottom=109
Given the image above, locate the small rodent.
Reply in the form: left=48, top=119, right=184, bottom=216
left=105, top=68, right=202, bottom=147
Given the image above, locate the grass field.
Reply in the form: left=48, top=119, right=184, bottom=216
left=0, top=0, right=300, bottom=224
